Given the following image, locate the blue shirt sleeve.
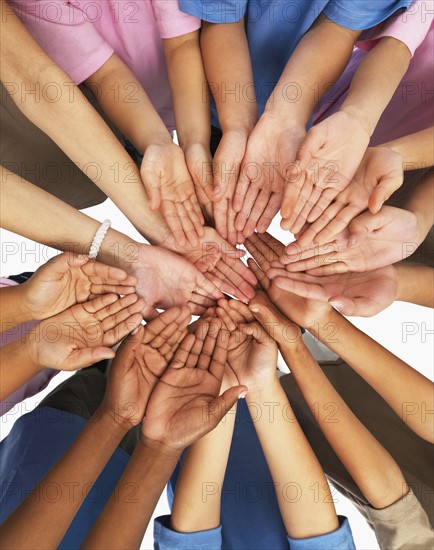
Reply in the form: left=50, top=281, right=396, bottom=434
left=178, top=0, right=247, bottom=23
left=323, top=0, right=412, bottom=30
left=153, top=515, right=222, bottom=549
left=287, top=516, right=356, bottom=550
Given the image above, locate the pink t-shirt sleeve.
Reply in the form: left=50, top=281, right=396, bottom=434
left=9, top=0, right=114, bottom=83
left=151, top=0, right=201, bottom=39
left=357, top=0, right=432, bottom=56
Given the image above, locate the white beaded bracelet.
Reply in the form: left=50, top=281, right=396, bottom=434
left=89, top=219, right=111, bottom=260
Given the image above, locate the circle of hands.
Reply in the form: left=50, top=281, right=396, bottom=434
left=23, top=110, right=420, bottom=447
left=134, top=110, right=414, bottom=323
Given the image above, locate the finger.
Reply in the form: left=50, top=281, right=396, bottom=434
left=159, top=321, right=193, bottom=360
left=189, top=293, right=218, bottom=309
left=280, top=166, right=306, bottom=220
left=216, top=305, right=237, bottom=332
left=82, top=293, right=119, bottom=314
left=84, top=261, right=137, bottom=285
left=102, top=313, right=144, bottom=346
left=256, top=232, right=286, bottom=255
left=215, top=261, right=253, bottom=301
left=248, top=294, right=300, bottom=343
left=170, top=333, right=196, bottom=368
left=306, top=187, right=340, bottom=224
left=142, top=305, right=160, bottom=320
left=234, top=184, right=261, bottom=232
left=183, top=198, right=205, bottom=236
left=100, top=297, right=146, bottom=333
left=195, top=272, right=224, bottom=301
left=174, top=201, right=200, bottom=248
left=162, top=200, right=188, bottom=247
left=233, top=168, right=251, bottom=213
left=245, top=239, right=272, bottom=272
left=256, top=192, right=282, bottom=234
left=226, top=203, right=238, bottom=246
left=281, top=175, right=313, bottom=231
left=347, top=209, right=386, bottom=248
left=89, top=283, right=136, bottom=297
left=306, top=262, right=351, bottom=276
left=368, top=171, right=403, bottom=214
left=213, top=199, right=229, bottom=240
left=66, top=346, right=116, bottom=370
left=314, top=204, right=361, bottom=246
left=290, top=183, right=323, bottom=235
left=147, top=180, right=162, bottom=211
left=204, top=385, right=248, bottom=429
left=41, top=252, right=89, bottom=281
left=241, top=187, right=271, bottom=238
left=247, top=258, right=270, bottom=291
left=227, top=299, right=254, bottom=324
left=201, top=271, right=241, bottom=300
left=143, top=306, right=191, bottom=346
left=295, top=200, right=344, bottom=247
left=92, top=293, right=140, bottom=319
left=208, top=323, right=229, bottom=379
left=270, top=273, right=328, bottom=302
left=197, top=320, right=222, bottom=370
left=217, top=256, right=256, bottom=293
left=328, top=295, right=381, bottom=317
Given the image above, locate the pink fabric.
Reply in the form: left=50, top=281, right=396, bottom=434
left=10, top=0, right=201, bottom=130
left=314, top=0, right=433, bottom=145
left=0, top=279, right=57, bottom=416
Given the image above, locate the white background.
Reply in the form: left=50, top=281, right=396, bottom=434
left=1, top=199, right=432, bottom=549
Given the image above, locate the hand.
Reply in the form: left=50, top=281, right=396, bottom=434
left=295, top=146, right=404, bottom=246
left=163, top=226, right=257, bottom=302
left=126, top=244, right=224, bottom=319
left=278, top=206, right=420, bottom=275
left=281, top=111, right=370, bottom=234
left=216, top=298, right=277, bottom=391
left=101, top=306, right=191, bottom=429
left=184, top=142, right=214, bottom=222
left=233, top=115, right=306, bottom=239
left=267, top=266, right=398, bottom=317
left=140, top=141, right=205, bottom=247
left=19, top=253, right=137, bottom=321
left=245, top=232, right=332, bottom=328
left=212, top=130, right=249, bottom=244
left=28, top=293, right=145, bottom=371
left=141, top=319, right=247, bottom=451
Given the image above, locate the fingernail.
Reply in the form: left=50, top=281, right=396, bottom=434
left=329, top=300, right=343, bottom=310
left=249, top=306, right=260, bottom=313
left=77, top=254, right=88, bottom=260
left=348, top=236, right=358, bottom=248
left=213, top=187, right=220, bottom=195
left=238, top=390, right=248, bottom=399
left=131, top=325, right=140, bottom=334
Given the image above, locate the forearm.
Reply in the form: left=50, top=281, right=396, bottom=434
left=247, top=381, right=338, bottom=539
left=0, top=408, right=126, bottom=548
left=170, top=401, right=237, bottom=532
left=395, top=264, right=434, bottom=308
left=1, top=9, right=169, bottom=242
left=165, top=31, right=210, bottom=148
left=404, top=167, right=434, bottom=239
left=82, top=442, right=181, bottom=549
left=201, top=21, right=257, bottom=134
left=308, top=309, right=434, bottom=443
left=340, top=37, right=411, bottom=136
left=386, top=127, right=434, bottom=168
left=279, top=341, right=407, bottom=509
left=0, top=171, right=166, bottom=268
left=86, top=54, right=172, bottom=153
left=0, top=337, right=44, bottom=400
left=265, top=16, right=359, bottom=126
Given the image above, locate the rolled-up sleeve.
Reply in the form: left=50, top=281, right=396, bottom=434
left=287, top=516, right=356, bottom=550
left=323, top=0, right=412, bottom=31
left=178, top=0, right=247, bottom=23
left=154, top=515, right=222, bottom=549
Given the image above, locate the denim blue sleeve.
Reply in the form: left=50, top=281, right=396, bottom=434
left=153, top=515, right=222, bottom=549
left=287, top=516, right=356, bottom=550
left=323, top=0, right=412, bottom=30
left=178, top=0, right=247, bottom=23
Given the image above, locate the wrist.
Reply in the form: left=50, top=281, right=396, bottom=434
left=4, top=284, right=36, bottom=324
left=246, top=377, right=282, bottom=403
left=91, top=405, right=131, bottom=440
left=339, top=105, right=375, bottom=137
left=138, top=435, right=184, bottom=460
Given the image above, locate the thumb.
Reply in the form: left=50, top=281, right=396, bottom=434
left=42, top=252, right=89, bottom=280
left=368, top=171, right=403, bottom=214
left=295, top=126, right=324, bottom=172
left=347, top=209, right=386, bottom=248
left=206, top=385, right=248, bottom=427
left=67, top=346, right=116, bottom=370
left=329, top=295, right=382, bottom=317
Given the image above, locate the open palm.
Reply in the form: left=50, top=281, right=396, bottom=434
left=142, top=319, right=245, bottom=450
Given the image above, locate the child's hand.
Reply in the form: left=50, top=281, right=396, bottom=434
left=28, top=293, right=145, bottom=371
left=140, top=141, right=205, bottom=247
left=20, top=253, right=137, bottom=322
left=267, top=266, right=398, bottom=317
left=279, top=205, right=420, bottom=275
left=216, top=298, right=277, bottom=391
left=245, top=232, right=332, bottom=328
left=101, top=306, right=191, bottom=429
left=281, top=111, right=370, bottom=233
left=294, top=146, right=404, bottom=246
left=141, top=318, right=246, bottom=452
